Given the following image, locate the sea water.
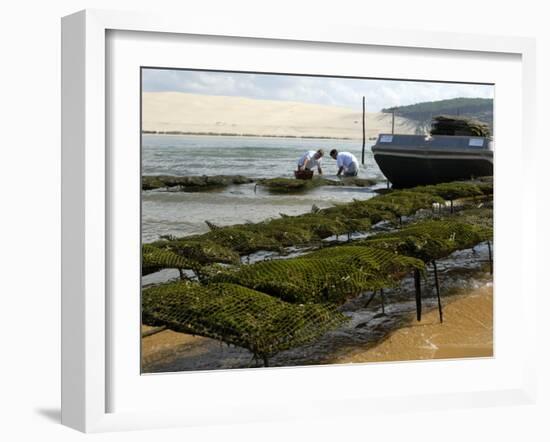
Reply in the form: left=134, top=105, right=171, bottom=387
left=142, top=134, right=384, bottom=242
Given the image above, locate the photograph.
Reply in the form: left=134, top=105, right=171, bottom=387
left=140, top=68, right=494, bottom=373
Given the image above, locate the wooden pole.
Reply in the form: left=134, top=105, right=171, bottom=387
left=432, top=260, right=443, bottom=323
left=364, top=290, right=377, bottom=308
left=392, top=110, right=395, bottom=134
left=414, top=269, right=422, bottom=321
left=361, top=96, right=366, bottom=165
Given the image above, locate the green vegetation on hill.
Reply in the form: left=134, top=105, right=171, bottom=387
left=382, top=98, right=493, bottom=133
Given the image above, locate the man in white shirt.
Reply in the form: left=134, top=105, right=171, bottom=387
left=330, top=149, right=359, bottom=177
left=297, top=149, right=324, bottom=175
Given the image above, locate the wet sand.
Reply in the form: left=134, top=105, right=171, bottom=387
left=333, top=284, right=493, bottom=364
left=141, top=326, right=214, bottom=369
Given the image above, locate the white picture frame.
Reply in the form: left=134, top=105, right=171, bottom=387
left=61, top=9, right=537, bottom=433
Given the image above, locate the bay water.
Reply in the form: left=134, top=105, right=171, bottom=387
left=142, top=134, right=384, bottom=242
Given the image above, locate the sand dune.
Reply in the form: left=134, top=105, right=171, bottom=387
left=142, top=92, right=419, bottom=139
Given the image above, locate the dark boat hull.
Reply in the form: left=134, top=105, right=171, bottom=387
left=372, top=134, right=493, bottom=188
left=373, top=152, right=493, bottom=188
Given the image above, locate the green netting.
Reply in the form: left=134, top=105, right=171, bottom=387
left=322, top=201, right=394, bottom=225
left=257, top=177, right=379, bottom=193
left=193, top=211, right=369, bottom=256
left=321, top=191, right=445, bottom=224
left=214, top=246, right=424, bottom=304
left=141, top=180, right=493, bottom=365
left=151, top=238, right=240, bottom=265
left=257, top=177, right=336, bottom=193
left=252, top=217, right=319, bottom=245
left=322, top=191, right=444, bottom=226
left=142, top=281, right=347, bottom=361
left=143, top=180, right=492, bottom=273
left=363, top=191, right=445, bottom=219
left=413, top=182, right=484, bottom=202
left=361, top=219, right=493, bottom=262
left=453, top=207, right=494, bottom=229
left=250, top=212, right=371, bottom=245
left=201, top=225, right=284, bottom=254
left=142, top=244, right=198, bottom=276
left=340, top=177, right=378, bottom=187
left=142, top=175, right=253, bottom=191
left=477, top=181, right=494, bottom=196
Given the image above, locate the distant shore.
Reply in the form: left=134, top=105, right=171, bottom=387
left=142, top=130, right=355, bottom=140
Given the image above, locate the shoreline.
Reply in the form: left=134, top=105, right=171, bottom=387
left=142, top=131, right=357, bottom=140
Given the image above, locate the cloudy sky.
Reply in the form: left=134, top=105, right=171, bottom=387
left=142, top=69, right=493, bottom=112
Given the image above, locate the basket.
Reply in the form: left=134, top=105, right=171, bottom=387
left=294, top=169, right=314, bottom=180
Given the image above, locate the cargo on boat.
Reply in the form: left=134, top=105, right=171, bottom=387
left=372, top=133, right=493, bottom=188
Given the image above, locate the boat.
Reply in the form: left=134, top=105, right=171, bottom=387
left=372, top=133, right=493, bottom=188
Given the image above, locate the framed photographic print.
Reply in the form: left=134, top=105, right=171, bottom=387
left=139, top=66, right=495, bottom=374
left=61, top=9, right=537, bottom=433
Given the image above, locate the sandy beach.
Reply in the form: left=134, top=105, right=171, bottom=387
left=141, top=327, right=214, bottom=370
left=142, top=92, right=418, bottom=139
left=142, top=284, right=493, bottom=370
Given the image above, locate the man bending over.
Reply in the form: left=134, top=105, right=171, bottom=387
left=297, top=149, right=324, bottom=175
left=330, top=149, right=359, bottom=177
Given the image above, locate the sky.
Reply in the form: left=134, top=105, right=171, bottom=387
left=142, top=69, right=493, bottom=112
